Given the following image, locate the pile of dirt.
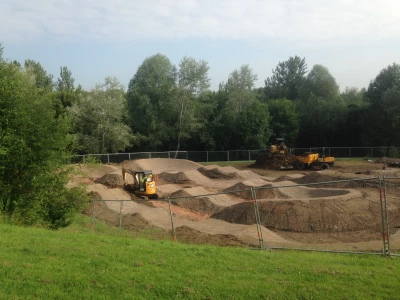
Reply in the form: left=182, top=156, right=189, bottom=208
left=212, top=198, right=384, bottom=237
left=223, top=182, right=281, bottom=200
left=174, top=226, right=253, bottom=247
left=197, top=167, right=240, bottom=180
left=292, top=172, right=338, bottom=184
left=95, top=174, right=124, bottom=187
left=170, top=190, right=223, bottom=214
left=158, top=172, right=193, bottom=184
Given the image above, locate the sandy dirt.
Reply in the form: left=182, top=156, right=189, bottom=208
left=77, top=158, right=400, bottom=251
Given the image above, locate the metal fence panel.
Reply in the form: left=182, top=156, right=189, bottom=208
left=87, top=176, right=398, bottom=256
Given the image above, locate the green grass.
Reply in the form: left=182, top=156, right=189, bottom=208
left=1, top=216, right=399, bottom=299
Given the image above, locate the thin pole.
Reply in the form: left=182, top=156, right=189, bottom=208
left=251, top=187, right=264, bottom=250
left=379, top=177, right=390, bottom=256
left=91, top=199, right=96, bottom=232
left=168, top=197, right=177, bottom=242
left=119, top=200, right=123, bottom=233
left=382, top=175, right=391, bottom=256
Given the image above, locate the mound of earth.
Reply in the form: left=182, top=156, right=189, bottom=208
left=158, top=172, right=193, bottom=184
left=95, top=173, right=124, bottom=187
left=197, top=167, right=240, bottom=179
left=223, top=182, right=284, bottom=200
left=170, top=190, right=223, bottom=214
left=174, top=226, right=252, bottom=247
left=212, top=198, right=383, bottom=236
left=122, top=158, right=203, bottom=173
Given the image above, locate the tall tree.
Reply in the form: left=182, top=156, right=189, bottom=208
left=264, top=56, right=307, bottom=101
left=172, top=56, right=210, bottom=155
left=296, top=64, right=345, bottom=146
left=24, top=59, right=54, bottom=90
left=235, top=101, right=272, bottom=149
left=225, top=64, right=258, bottom=114
left=56, top=66, right=79, bottom=109
left=365, top=63, right=400, bottom=150
left=126, top=54, right=176, bottom=150
left=0, top=60, right=87, bottom=228
left=267, top=98, right=300, bottom=145
left=69, top=77, right=132, bottom=154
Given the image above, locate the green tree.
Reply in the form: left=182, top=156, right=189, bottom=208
left=56, top=66, right=78, bottom=108
left=0, top=61, right=87, bottom=228
left=126, top=54, right=177, bottom=150
left=267, top=98, right=300, bottom=145
left=264, top=56, right=307, bottom=101
left=365, top=63, right=400, bottom=150
left=235, top=101, right=272, bottom=149
left=0, top=43, right=3, bottom=61
left=69, top=77, right=132, bottom=154
left=225, top=64, right=258, bottom=114
left=24, top=59, right=54, bottom=90
left=296, top=64, right=345, bottom=146
left=171, top=57, right=210, bottom=155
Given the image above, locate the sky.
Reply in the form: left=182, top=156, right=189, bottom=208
left=1, top=0, right=399, bottom=91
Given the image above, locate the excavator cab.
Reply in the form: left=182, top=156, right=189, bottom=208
left=271, top=138, right=288, bottom=155
left=122, top=168, right=158, bottom=199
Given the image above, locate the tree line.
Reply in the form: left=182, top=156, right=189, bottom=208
left=2, top=44, right=400, bottom=156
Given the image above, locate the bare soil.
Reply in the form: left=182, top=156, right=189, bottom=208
left=77, top=158, right=400, bottom=251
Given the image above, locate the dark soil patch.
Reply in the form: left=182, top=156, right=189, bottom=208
left=223, top=182, right=285, bottom=200
left=174, top=226, right=254, bottom=247
left=170, top=190, right=223, bottom=214
left=197, top=167, right=240, bottom=179
left=158, top=172, right=194, bottom=184
left=95, top=174, right=124, bottom=187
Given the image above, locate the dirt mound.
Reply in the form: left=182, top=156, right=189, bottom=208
left=223, top=182, right=282, bottom=200
left=122, top=158, right=203, bottom=173
left=170, top=190, right=223, bottom=214
left=197, top=167, right=240, bottom=180
left=174, top=226, right=252, bottom=247
left=212, top=198, right=382, bottom=236
left=95, top=173, right=124, bottom=187
left=158, top=172, right=193, bottom=184
left=292, top=172, right=337, bottom=184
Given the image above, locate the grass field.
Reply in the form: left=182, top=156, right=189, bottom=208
left=1, top=215, right=399, bottom=299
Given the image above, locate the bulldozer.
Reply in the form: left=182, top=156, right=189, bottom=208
left=122, top=168, right=159, bottom=199
left=254, top=138, right=335, bottom=170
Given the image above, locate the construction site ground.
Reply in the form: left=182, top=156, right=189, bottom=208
left=71, top=159, right=400, bottom=252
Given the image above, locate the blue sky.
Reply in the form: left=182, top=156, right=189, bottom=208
left=1, top=0, right=399, bottom=91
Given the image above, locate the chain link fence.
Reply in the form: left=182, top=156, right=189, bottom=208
left=87, top=176, right=399, bottom=256
left=74, top=147, right=400, bottom=164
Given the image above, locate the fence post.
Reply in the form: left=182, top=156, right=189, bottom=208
left=168, top=197, right=176, bottom=242
left=207, top=151, right=209, bottom=163
left=251, top=187, right=264, bottom=250
left=349, top=148, right=351, bottom=158
left=379, top=176, right=391, bottom=256
left=227, top=151, right=230, bottom=162
left=107, top=154, right=110, bottom=164
left=91, top=200, right=96, bottom=232
left=129, top=153, right=131, bottom=160
left=119, top=201, right=123, bottom=233
left=168, top=151, right=171, bottom=159
left=248, top=150, right=251, bottom=161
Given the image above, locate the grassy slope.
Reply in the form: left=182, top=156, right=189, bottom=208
left=1, top=216, right=399, bottom=300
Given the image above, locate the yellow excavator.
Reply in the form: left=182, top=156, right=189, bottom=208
left=122, top=168, right=159, bottom=199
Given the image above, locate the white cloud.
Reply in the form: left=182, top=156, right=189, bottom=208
left=1, top=0, right=399, bottom=46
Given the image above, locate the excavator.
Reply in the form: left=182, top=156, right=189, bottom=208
left=122, top=168, right=159, bottom=199
left=254, top=138, right=335, bottom=170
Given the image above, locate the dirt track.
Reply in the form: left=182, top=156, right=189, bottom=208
left=73, top=159, right=400, bottom=251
